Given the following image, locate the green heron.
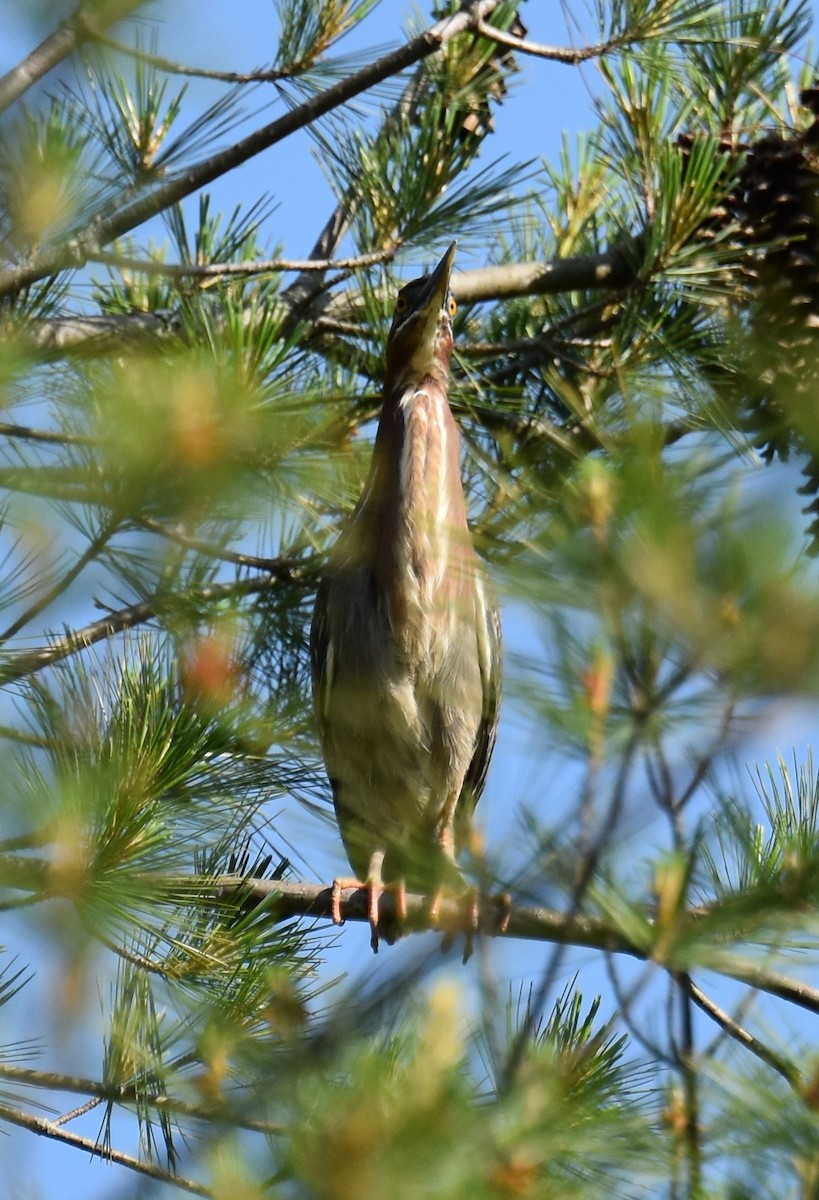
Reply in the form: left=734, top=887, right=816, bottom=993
left=310, top=242, right=502, bottom=951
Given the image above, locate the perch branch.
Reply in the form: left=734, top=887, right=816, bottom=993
left=210, top=877, right=819, bottom=1020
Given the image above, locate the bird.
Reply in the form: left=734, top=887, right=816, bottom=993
left=310, top=242, right=502, bottom=952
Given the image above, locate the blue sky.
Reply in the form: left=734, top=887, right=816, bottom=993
left=2, top=1, right=819, bottom=1195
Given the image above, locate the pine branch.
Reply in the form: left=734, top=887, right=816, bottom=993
left=451, top=245, right=637, bottom=303
left=0, top=0, right=145, bottom=115
left=0, top=0, right=507, bottom=301
left=0, top=422, right=92, bottom=447
left=15, top=310, right=183, bottom=354
left=88, top=32, right=302, bottom=84
left=135, top=516, right=291, bottom=571
left=89, top=246, right=398, bottom=278
left=0, top=515, right=121, bottom=644
left=214, top=877, right=819, bottom=1019
left=18, top=245, right=638, bottom=357
left=684, top=976, right=801, bottom=1088
left=0, top=1099, right=210, bottom=1196
left=474, top=17, right=622, bottom=64
left=0, top=564, right=308, bottom=685
left=0, top=1063, right=282, bottom=1134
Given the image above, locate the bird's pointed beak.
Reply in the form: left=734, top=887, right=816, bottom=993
left=417, top=241, right=456, bottom=317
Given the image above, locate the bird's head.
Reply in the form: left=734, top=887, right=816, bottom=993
left=384, top=242, right=457, bottom=386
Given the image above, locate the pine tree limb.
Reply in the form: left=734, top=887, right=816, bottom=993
left=0, top=1, right=145, bottom=116
left=474, top=18, right=620, bottom=64
left=17, top=245, right=638, bottom=356
left=0, top=566, right=307, bottom=685
left=0, top=1063, right=282, bottom=1134
left=0, top=0, right=507, bottom=301
left=0, top=1099, right=210, bottom=1196
left=213, top=877, right=819, bottom=1019
left=684, top=976, right=801, bottom=1088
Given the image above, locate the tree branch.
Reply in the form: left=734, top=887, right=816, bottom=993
left=474, top=18, right=618, bottom=64
left=88, top=247, right=398, bottom=279
left=450, top=246, right=637, bottom=304
left=0, top=0, right=506, bottom=301
left=89, top=30, right=301, bottom=84
left=17, top=245, right=639, bottom=358
left=0, top=1099, right=210, bottom=1197
left=213, top=877, right=819, bottom=1020
left=0, top=1, right=145, bottom=115
left=0, top=1063, right=282, bottom=1134
left=0, top=564, right=307, bottom=686
left=684, top=975, right=801, bottom=1088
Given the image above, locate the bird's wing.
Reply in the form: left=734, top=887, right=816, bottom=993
left=461, top=582, right=503, bottom=812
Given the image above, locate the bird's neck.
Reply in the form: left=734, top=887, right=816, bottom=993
left=361, top=374, right=472, bottom=644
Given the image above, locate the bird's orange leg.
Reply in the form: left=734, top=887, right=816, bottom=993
left=332, top=853, right=407, bottom=951
left=365, top=850, right=385, bottom=952
left=331, top=876, right=364, bottom=925
left=429, top=816, right=480, bottom=951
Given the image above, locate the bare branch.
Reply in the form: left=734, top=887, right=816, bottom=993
left=0, top=563, right=308, bottom=686
left=450, top=247, right=637, bottom=304
left=0, top=0, right=144, bottom=116
left=0, top=1099, right=210, bottom=1196
left=474, top=17, right=616, bottom=64
left=53, top=1097, right=103, bottom=1127
left=89, top=247, right=399, bottom=279
left=685, top=976, right=801, bottom=1088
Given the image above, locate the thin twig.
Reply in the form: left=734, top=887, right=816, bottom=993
left=0, top=516, right=121, bottom=644
left=0, top=423, right=93, bottom=446
left=604, top=953, right=673, bottom=1065
left=0, top=1063, right=282, bottom=1134
left=475, top=18, right=618, bottom=64
left=90, top=31, right=300, bottom=83
left=0, top=566, right=305, bottom=686
left=135, top=517, right=297, bottom=572
left=90, top=247, right=397, bottom=278
left=499, top=727, right=641, bottom=1092
left=0, top=1099, right=210, bottom=1196
left=676, top=702, right=736, bottom=810
left=673, top=974, right=702, bottom=1197
left=53, top=1096, right=103, bottom=1127
left=685, top=976, right=801, bottom=1088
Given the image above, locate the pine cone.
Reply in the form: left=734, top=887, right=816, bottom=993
left=678, top=94, right=819, bottom=547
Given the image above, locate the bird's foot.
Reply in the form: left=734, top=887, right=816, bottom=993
left=430, top=885, right=480, bottom=963
left=493, top=891, right=512, bottom=935
left=434, top=888, right=512, bottom=962
left=368, top=874, right=407, bottom=952
left=329, top=869, right=407, bottom=952
left=331, top=876, right=365, bottom=926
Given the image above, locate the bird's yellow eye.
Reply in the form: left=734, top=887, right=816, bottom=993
left=394, top=295, right=408, bottom=315
left=448, top=296, right=457, bottom=317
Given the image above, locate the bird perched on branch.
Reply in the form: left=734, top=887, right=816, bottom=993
left=310, top=242, right=502, bottom=951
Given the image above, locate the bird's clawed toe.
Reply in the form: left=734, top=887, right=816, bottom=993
left=330, top=858, right=407, bottom=953
left=331, top=876, right=365, bottom=926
